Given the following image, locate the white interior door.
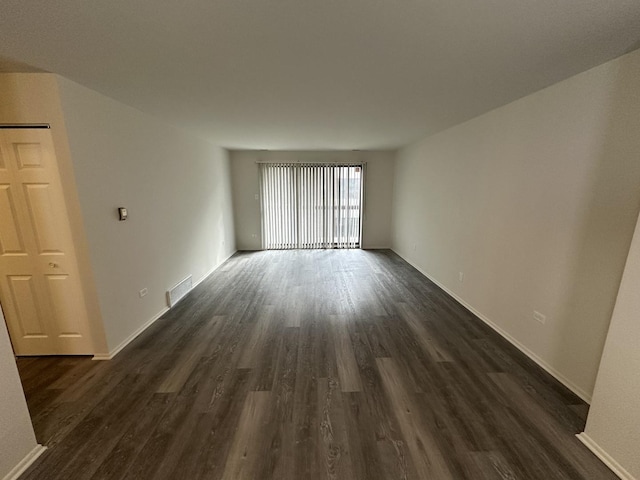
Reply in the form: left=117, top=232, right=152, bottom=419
left=0, top=128, right=93, bottom=355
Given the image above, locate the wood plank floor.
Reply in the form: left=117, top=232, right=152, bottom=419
left=16, top=249, right=615, bottom=480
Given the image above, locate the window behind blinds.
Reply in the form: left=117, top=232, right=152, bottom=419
left=258, top=163, right=364, bottom=249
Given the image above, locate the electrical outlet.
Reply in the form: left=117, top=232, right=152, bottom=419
left=139, top=288, right=148, bottom=298
left=459, top=272, right=464, bottom=283
left=412, top=243, right=417, bottom=252
left=252, top=233, right=258, bottom=238
left=254, top=194, right=259, bottom=200
left=533, top=310, right=546, bottom=324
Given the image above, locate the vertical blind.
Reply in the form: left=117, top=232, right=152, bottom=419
left=258, top=163, right=364, bottom=249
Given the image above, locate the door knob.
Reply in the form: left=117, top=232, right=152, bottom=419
left=49, top=262, right=58, bottom=268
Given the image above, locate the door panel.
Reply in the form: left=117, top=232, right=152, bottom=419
left=46, top=274, right=83, bottom=336
left=14, top=142, right=46, bottom=169
left=4, top=274, right=53, bottom=352
left=7, top=275, right=46, bottom=336
left=0, top=129, right=93, bottom=355
left=0, top=184, right=27, bottom=254
left=23, top=183, right=64, bottom=254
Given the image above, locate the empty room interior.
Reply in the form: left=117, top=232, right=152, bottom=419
left=1, top=1, right=640, bottom=479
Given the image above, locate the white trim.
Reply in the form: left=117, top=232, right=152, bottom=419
left=92, top=306, right=169, bottom=361
left=576, top=433, right=637, bottom=480
left=392, top=250, right=592, bottom=403
left=91, top=354, right=112, bottom=361
left=92, top=251, right=237, bottom=361
left=192, top=250, right=236, bottom=289
left=3, top=444, right=46, bottom=480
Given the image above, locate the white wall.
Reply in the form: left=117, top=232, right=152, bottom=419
left=230, top=150, right=395, bottom=250
left=392, top=48, right=640, bottom=400
left=56, top=77, right=236, bottom=352
left=0, top=306, right=37, bottom=479
left=582, top=209, right=640, bottom=479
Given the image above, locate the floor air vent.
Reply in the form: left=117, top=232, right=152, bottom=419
left=167, top=275, right=193, bottom=307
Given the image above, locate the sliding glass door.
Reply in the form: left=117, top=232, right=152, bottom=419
left=258, top=163, right=364, bottom=249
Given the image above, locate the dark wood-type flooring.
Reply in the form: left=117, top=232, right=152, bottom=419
left=17, top=250, right=615, bottom=480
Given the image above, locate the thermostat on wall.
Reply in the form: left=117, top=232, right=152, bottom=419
left=118, top=207, right=128, bottom=221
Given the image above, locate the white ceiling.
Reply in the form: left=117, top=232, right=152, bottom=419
left=1, top=1, right=639, bottom=150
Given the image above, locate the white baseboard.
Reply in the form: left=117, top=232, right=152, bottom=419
left=3, top=444, right=46, bottom=480
left=192, top=250, right=237, bottom=290
left=577, top=433, right=637, bottom=480
left=91, top=354, right=112, bottom=360
left=93, top=306, right=169, bottom=361
left=92, top=251, right=237, bottom=361
left=391, top=250, right=592, bottom=404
